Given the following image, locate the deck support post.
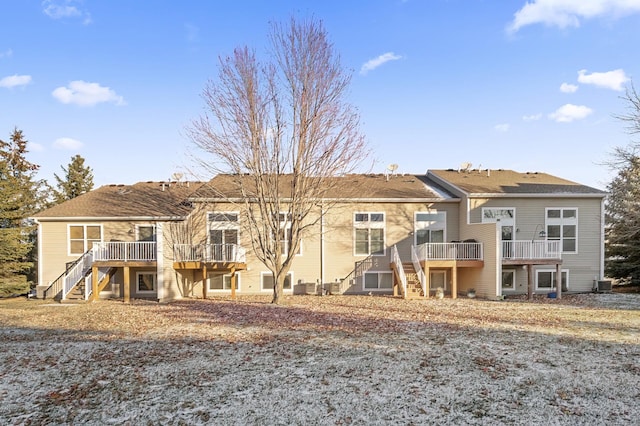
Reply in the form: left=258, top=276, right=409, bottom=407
left=91, top=265, right=98, bottom=302
left=424, top=265, right=430, bottom=299
left=451, top=266, right=457, bottom=299
left=201, top=265, right=208, bottom=299
left=230, top=266, right=237, bottom=300
left=123, top=266, right=130, bottom=303
left=556, top=263, right=562, bottom=299
left=527, top=264, right=534, bottom=301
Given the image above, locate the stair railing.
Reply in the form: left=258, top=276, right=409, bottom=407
left=84, top=267, right=110, bottom=300
left=411, top=245, right=426, bottom=297
left=62, top=249, right=94, bottom=300
left=43, top=249, right=91, bottom=300
left=391, top=245, right=407, bottom=297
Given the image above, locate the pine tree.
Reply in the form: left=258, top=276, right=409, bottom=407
left=53, top=155, right=94, bottom=203
left=0, top=128, right=47, bottom=294
left=606, top=83, right=640, bottom=285
left=605, top=155, right=640, bottom=284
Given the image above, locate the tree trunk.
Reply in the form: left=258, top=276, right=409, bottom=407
left=272, top=273, right=286, bottom=304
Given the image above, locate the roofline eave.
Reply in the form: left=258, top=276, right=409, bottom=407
left=30, top=216, right=189, bottom=222
left=466, top=193, right=607, bottom=198
left=189, top=197, right=461, bottom=203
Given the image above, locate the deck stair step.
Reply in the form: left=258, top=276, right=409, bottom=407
left=402, top=263, right=424, bottom=299
left=62, top=281, right=87, bottom=303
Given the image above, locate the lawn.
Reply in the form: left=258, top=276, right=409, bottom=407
left=1, top=294, right=639, bottom=425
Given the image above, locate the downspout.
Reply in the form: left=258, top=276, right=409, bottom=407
left=320, top=204, right=325, bottom=292
left=34, top=218, right=42, bottom=287
left=600, top=198, right=605, bottom=280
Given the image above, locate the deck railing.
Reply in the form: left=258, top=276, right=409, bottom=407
left=502, top=240, right=561, bottom=260
left=416, top=242, right=483, bottom=261
left=390, top=245, right=407, bottom=297
left=93, top=242, right=157, bottom=262
left=173, top=244, right=246, bottom=263
left=411, top=245, right=426, bottom=296
left=62, top=249, right=94, bottom=300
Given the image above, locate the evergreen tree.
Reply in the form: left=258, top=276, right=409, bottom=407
left=0, top=128, right=47, bottom=294
left=606, top=83, right=640, bottom=285
left=605, top=155, right=640, bottom=284
left=53, top=154, right=94, bottom=203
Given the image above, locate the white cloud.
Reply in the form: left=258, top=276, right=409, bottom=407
left=508, top=0, right=640, bottom=33
left=52, top=80, right=125, bottom=106
left=54, top=137, right=83, bottom=150
left=42, top=0, right=92, bottom=25
left=560, top=83, right=578, bottom=93
left=522, top=113, right=542, bottom=121
left=548, top=104, right=593, bottom=122
left=577, top=69, right=629, bottom=91
left=360, top=52, right=402, bottom=75
left=0, top=74, right=32, bottom=88
left=0, top=49, right=12, bottom=59
left=494, top=123, right=510, bottom=132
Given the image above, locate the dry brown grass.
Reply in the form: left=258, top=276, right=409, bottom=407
left=1, top=294, right=639, bottom=425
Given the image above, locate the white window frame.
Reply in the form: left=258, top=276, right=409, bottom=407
left=208, top=211, right=240, bottom=244
left=67, top=224, right=103, bottom=256
left=481, top=207, right=515, bottom=241
left=136, top=272, right=156, bottom=294
left=545, top=208, right=578, bottom=254
left=354, top=212, right=386, bottom=256
left=135, top=224, right=156, bottom=242
left=535, top=269, right=569, bottom=291
left=363, top=271, right=393, bottom=291
left=502, top=269, right=516, bottom=291
left=277, top=212, right=302, bottom=256
left=414, top=211, right=447, bottom=245
left=261, top=271, right=294, bottom=292
left=208, top=273, right=241, bottom=292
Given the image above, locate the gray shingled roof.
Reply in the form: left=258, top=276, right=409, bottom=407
left=428, top=169, right=606, bottom=196
left=190, top=174, right=456, bottom=201
left=33, top=181, right=203, bottom=219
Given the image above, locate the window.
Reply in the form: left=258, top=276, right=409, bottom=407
left=136, top=272, right=156, bottom=293
left=502, top=270, right=515, bottom=290
left=275, top=213, right=301, bottom=256
left=209, top=212, right=240, bottom=260
left=354, top=213, right=385, bottom=255
left=482, top=208, right=515, bottom=241
left=261, top=272, right=292, bottom=291
left=415, top=212, right=446, bottom=245
left=209, top=273, right=241, bottom=291
left=546, top=208, right=577, bottom=253
left=68, top=224, right=102, bottom=255
left=364, top=272, right=393, bottom=290
left=536, top=270, right=568, bottom=290
left=136, top=225, right=156, bottom=242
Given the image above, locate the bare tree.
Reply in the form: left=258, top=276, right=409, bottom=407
left=188, top=17, right=368, bottom=304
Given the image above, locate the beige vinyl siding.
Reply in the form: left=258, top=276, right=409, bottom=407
left=39, top=221, right=79, bottom=287
left=323, top=201, right=460, bottom=294
left=38, top=219, right=164, bottom=289
left=469, top=197, right=603, bottom=293
left=457, top=222, right=500, bottom=298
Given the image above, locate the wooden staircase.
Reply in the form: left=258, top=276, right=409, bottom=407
left=403, top=262, right=425, bottom=299
left=61, top=280, right=87, bottom=303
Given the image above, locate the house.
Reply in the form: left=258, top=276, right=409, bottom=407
left=32, top=168, right=606, bottom=302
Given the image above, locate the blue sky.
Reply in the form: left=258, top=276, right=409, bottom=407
left=2, top=0, right=640, bottom=190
